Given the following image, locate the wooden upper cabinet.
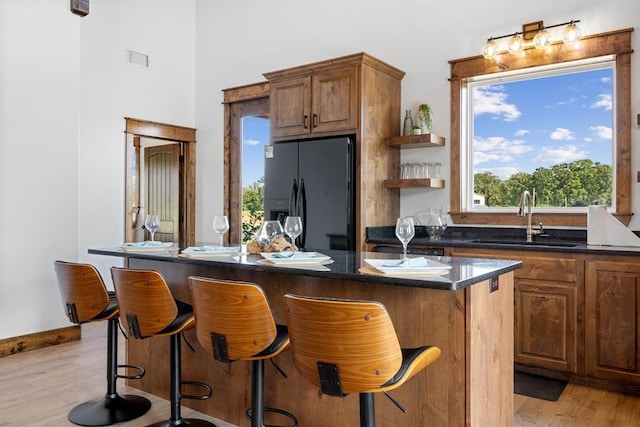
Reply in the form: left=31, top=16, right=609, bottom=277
left=311, top=66, right=358, bottom=134
left=265, top=57, right=364, bottom=140
left=269, top=76, right=310, bottom=138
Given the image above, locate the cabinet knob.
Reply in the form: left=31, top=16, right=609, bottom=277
left=312, top=113, right=318, bottom=128
left=303, top=115, right=308, bottom=129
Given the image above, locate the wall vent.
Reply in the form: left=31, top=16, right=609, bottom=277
left=126, top=50, right=149, bottom=68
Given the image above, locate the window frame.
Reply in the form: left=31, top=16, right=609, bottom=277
left=449, top=28, right=633, bottom=227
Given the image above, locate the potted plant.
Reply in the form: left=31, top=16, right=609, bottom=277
left=416, top=104, right=432, bottom=134
left=412, top=125, right=422, bottom=135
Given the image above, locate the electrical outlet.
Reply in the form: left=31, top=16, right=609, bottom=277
left=490, top=277, right=499, bottom=293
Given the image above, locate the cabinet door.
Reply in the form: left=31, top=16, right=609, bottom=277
left=270, top=76, right=311, bottom=138
left=585, top=260, right=640, bottom=382
left=311, top=66, right=358, bottom=134
left=515, top=279, right=578, bottom=373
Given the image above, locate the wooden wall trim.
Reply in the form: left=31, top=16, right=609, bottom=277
left=0, top=326, right=80, bottom=358
left=222, top=81, right=269, bottom=103
left=125, top=117, right=196, bottom=143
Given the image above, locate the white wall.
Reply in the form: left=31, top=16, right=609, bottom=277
left=194, top=0, right=640, bottom=229
left=0, top=0, right=195, bottom=340
left=1, top=1, right=81, bottom=338
left=1, top=0, right=638, bottom=339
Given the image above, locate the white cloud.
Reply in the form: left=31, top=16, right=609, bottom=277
left=533, top=144, right=587, bottom=164
left=590, top=125, right=612, bottom=139
left=600, top=77, right=611, bottom=83
left=515, top=129, right=530, bottom=136
left=473, top=86, right=521, bottom=121
left=590, top=93, right=612, bottom=110
left=244, top=139, right=260, bottom=146
left=476, top=166, right=520, bottom=180
left=550, top=128, right=575, bottom=141
left=473, top=136, right=533, bottom=166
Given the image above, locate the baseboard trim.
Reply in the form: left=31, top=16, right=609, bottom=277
left=0, top=325, right=81, bottom=358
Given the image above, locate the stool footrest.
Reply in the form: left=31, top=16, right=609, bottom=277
left=116, top=363, right=146, bottom=380
left=246, top=407, right=298, bottom=427
left=181, top=380, right=213, bottom=401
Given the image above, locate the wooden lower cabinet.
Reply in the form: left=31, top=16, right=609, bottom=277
left=447, top=248, right=580, bottom=374
left=585, top=259, right=640, bottom=385
left=515, top=279, right=578, bottom=372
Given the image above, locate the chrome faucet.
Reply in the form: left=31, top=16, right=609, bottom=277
left=518, top=190, right=542, bottom=242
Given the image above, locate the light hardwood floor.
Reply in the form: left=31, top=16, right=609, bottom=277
left=2, top=322, right=640, bottom=426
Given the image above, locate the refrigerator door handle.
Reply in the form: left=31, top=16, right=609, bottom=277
left=297, top=178, right=307, bottom=248
left=289, top=179, right=298, bottom=218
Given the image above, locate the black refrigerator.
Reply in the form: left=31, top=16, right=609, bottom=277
left=263, top=136, right=355, bottom=251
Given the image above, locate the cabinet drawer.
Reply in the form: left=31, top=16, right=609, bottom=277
left=447, top=249, right=578, bottom=283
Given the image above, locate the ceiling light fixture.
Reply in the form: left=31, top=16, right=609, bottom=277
left=482, top=19, right=581, bottom=60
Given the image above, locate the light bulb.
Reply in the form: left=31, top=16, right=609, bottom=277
left=508, top=33, right=524, bottom=55
left=482, top=39, right=499, bottom=59
left=533, top=28, right=551, bottom=49
left=562, top=21, right=582, bottom=43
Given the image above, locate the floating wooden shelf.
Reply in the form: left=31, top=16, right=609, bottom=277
left=383, top=178, right=445, bottom=189
left=386, top=133, right=445, bottom=148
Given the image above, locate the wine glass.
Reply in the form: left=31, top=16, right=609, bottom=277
left=212, top=215, right=230, bottom=246
left=284, top=216, right=303, bottom=246
left=144, top=214, right=160, bottom=242
left=395, top=217, right=415, bottom=261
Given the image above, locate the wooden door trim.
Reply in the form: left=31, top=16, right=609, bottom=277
left=222, top=82, right=270, bottom=244
left=124, top=117, right=196, bottom=244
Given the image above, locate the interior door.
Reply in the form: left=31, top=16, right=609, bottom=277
left=144, top=144, right=181, bottom=242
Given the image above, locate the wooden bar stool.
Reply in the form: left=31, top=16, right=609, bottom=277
left=188, top=277, right=297, bottom=427
left=110, top=267, right=215, bottom=427
left=282, top=294, right=441, bottom=427
left=53, top=260, right=151, bottom=426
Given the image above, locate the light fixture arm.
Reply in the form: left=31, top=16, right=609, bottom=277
left=485, top=19, right=580, bottom=44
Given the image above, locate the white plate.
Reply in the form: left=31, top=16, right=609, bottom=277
left=257, top=259, right=333, bottom=271
left=260, top=252, right=331, bottom=265
left=364, top=258, right=451, bottom=275
left=181, top=246, right=240, bottom=258
left=119, top=242, right=175, bottom=252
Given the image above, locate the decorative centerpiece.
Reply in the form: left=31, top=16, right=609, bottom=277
left=415, top=103, right=432, bottom=134
left=246, top=220, right=298, bottom=254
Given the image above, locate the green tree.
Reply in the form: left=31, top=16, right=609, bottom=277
left=472, top=159, right=612, bottom=208
left=474, top=172, right=505, bottom=207
left=242, top=178, right=264, bottom=242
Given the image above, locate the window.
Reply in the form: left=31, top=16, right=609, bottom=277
left=466, top=61, right=614, bottom=211
left=449, top=28, right=633, bottom=227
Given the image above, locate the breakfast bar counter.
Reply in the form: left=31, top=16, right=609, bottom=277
left=89, top=247, right=521, bottom=427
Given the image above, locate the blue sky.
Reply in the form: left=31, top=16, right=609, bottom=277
left=473, top=67, right=613, bottom=180
left=242, top=116, right=270, bottom=187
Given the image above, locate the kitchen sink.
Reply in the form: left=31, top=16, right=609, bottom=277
left=469, top=239, right=580, bottom=248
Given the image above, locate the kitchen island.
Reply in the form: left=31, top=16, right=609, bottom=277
left=89, top=247, right=520, bottom=427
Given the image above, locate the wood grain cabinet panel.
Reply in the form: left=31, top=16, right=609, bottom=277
left=585, top=260, right=640, bottom=383
left=515, top=280, right=577, bottom=372
left=269, top=76, right=310, bottom=138
left=311, top=66, right=358, bottom=134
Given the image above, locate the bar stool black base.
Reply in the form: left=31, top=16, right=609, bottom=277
left=246, top=407, right=298, bottom=427
left=148, top=419, right=217, bottom=427
left=68, top=394, right=151, bottom=426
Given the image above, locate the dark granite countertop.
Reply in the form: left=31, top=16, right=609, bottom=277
left=89, top=245, right=521, bottom=291
left=366, top=226, right=640, bottom=255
